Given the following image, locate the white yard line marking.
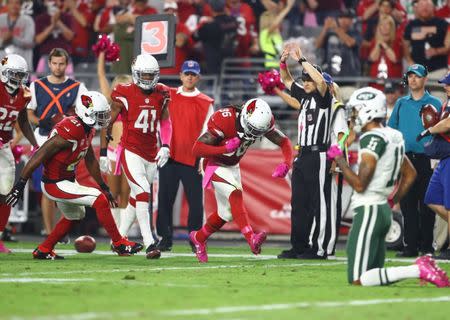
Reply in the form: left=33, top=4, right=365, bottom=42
left=8, top=296, right=450, bottom=320
left=0, top=262, right=345, bottom=277
left=0, top=278, right=94, bottom=283
left=162, top=296, right=450, bottom=316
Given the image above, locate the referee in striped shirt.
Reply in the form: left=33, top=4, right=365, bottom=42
left=278, top=43, right=334, bottom=260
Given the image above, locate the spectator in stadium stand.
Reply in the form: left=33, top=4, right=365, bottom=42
left=259, top=0, right=295, bottom=69
left=243, top=0, right=282, bottom=27
left=226, top=0, right=259, bottom=59
left=93, top=0, right=132, bottom=35
left=384, top=80, right=402, bottom=122
left=305, top=0, right=344, bottom=25
left=177, top=0, right=212, bottom=33
left=417, top=72, right=450, bottom=260
left=363, top=0, right=406, bottom=42
left=357, top=0, right=406, bottom=35
left=156, top=60, right=214, bottom=252
left=96, top=50, right=132, bottom=228
left=403, top=0, right=450, bottom=80
left=277, top=43, right=335, bottom=260
left=388, top=63, right=442, bottom=257
left=368, top=14, right=403, bottom=90
left=63, top=0, right=95, bottom=65
left=0, top=0, right=35, bottom=71
left=34, top=0, right=74, bottom=75
left=315, top=9, right=362, bottom=79
left=111, top=0, right=157, bottom=75
left=436, top=0, right=450, bottom=20
left=159, top=1, right=194, bottom=76
left=192, top=0, right=238, bottom=75
left=27, top=48, right=88, bottom=239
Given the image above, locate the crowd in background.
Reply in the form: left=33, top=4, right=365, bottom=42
left=0, top=0, right=448, bottom=84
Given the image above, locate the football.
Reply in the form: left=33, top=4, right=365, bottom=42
left=74, top=235, right=96, bottom=253
left=420, top=104, right=440, bottom=129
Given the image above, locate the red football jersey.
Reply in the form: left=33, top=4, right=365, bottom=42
left=111, top=83, right=169, bottom=162
left=228, top=2, right=257, bottom=58
left=206, top=107, right=274, bottom=166
left=43, top=116, right=94, bottom=180
left=0, top=82, right=30, bottom=144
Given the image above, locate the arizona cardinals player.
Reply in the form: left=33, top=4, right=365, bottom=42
left=100, top=53, right=172, bottom=259
left=189, top=98, right=293, bottom=263
left=0, top=54, right=38, bottom=254
left=6, top=91, right=143, bottom=259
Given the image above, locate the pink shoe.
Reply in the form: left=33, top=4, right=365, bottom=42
left=416, top=255, right=450, bottom=288
left=189, top=231, right=208, bottom=263
left=0, top=240, right=11, bottom=254
left=249, top=231, right=267, bottom=255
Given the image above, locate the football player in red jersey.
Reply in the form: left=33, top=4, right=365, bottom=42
left=100, top=53, right=172, bottom=259
left=6, top=91, right=143, bottom=259
left=0, top=54, right=38, bottom=254
left=189, top=98, right=293, bottom=262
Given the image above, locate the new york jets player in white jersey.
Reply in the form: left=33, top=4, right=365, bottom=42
left=327, top=87, right=449, bottom=287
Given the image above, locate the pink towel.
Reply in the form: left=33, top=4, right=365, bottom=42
left=114, top=144, right=124, bottom=175
left=202, top=161, right=219, bottom=189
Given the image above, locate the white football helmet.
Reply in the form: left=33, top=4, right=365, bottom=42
left=75, top=91, right=111, bottom=129
left=346, top=87, right=386, bottom=133
left=131, top=53, right=159, bottom=90
left=0, top=54, right=29, bottom=94
left=240, top=98, right=273, bottom=138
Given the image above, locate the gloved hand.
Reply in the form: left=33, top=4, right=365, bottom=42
left=272, top=162, right=290, bottom=178
left=99, top=156, right=111, bottom=174
left=155, top=146, right=170, bottom=167
left=416, top=129, right=431, bottom=142
left=100, top=183, right=117, bottom=208
left=5, top=178, right=27, bottom=207
left=326, top=144, right=344, bottom=161
left=225, top=137, right=241, bottom=153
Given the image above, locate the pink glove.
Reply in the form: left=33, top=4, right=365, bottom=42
left=11, top=145, right=24, bottom=164
left=225, top=137, right=241, bottom=152
left=272, top=162, right=290, bottom=178
left=326, top=144, right=343, bottom=161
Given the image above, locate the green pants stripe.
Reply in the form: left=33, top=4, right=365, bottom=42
left=346, top=203, right=392, bottom=283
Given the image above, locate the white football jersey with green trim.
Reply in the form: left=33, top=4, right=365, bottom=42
left=351, top=127, right=405, bottom=207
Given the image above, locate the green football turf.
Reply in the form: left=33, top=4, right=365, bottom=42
left=1, top=241, right=450, bottom=320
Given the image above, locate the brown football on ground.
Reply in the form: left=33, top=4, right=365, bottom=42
left=74, top=235, right=96, bottom=253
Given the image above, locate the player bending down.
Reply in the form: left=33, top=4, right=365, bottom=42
left=6, top=91, right=143, bottom=259
left=190, top=98, right=293, bottom=263
left=327, top=87, right=449, bottom=287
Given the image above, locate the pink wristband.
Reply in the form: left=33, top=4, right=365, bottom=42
left=280, top=62, right=287, bottom=70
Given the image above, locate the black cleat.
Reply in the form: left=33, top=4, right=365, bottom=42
left=156, top=238, right=172, bottom=252
left=32, top=248, right=65, bottom=260
left=145, top=243, right=161, bottom=259
left=277, top=248, right=303, bottom=259
left=111, top=238, right=144, bottom=256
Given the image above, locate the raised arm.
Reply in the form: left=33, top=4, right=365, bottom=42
left=17, top=108, right=38, bottom=148
left=279, top=47, right=294, bottom=90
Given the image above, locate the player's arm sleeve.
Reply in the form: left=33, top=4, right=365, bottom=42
left=359, top=133, right=387, bottom=160
left=201, top=103, right=215, bottom=134
left=27, top=82, right=37, bottom=111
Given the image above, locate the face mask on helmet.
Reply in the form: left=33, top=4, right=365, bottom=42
left=75, top=92, right=111, bottom=129
left=0, top=54, right=29, bottom=94
left=240, top=98, right=273, bottom=139
left=346, top=87, right=386, bottom=133
left=131, top=54, right=160, bottom=90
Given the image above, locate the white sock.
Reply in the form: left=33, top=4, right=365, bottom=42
left=360, top=265, right=420, bottom=286
left=111, top=208, right=121, bottom=227
left=136, top=201, right=156, bottom=248
left=119, top=204, right=136, bottom=237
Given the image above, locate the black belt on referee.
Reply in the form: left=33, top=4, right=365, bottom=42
left=42, top=176, right=75, bottom=184
left=299, top=145, right=328, bottom=154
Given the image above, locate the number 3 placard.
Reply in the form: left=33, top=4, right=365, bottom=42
left=134, top=14, right=176, bottom=68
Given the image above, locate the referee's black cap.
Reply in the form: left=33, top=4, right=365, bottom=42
left=301, top=64, right=323, bottom=81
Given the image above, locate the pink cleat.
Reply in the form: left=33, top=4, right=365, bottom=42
left=0, top=240, right=11, bottom=254
left=416, top=255, right=450, bottom=288
left=249, top=231, right=267, bottom=255
left=189, top=231, right=208, bottom=263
